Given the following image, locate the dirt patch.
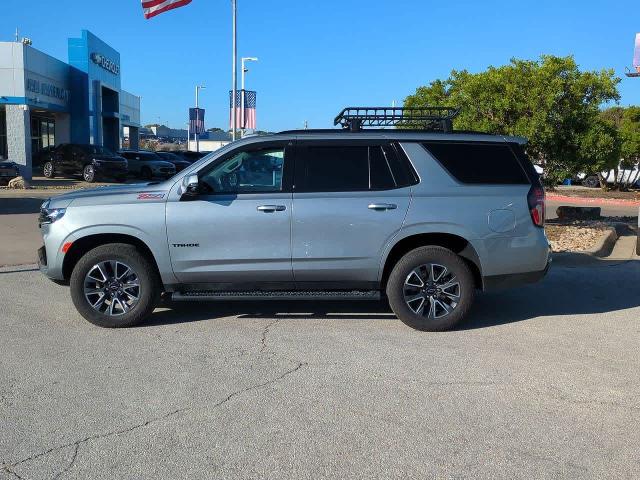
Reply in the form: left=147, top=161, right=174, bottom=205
left=546, top=223, right=611, bottom=252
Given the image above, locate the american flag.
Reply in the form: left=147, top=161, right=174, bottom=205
left=634, top=33, right=640, bottom=73
left=229, top=90, right=257, bottom=130
left=189, top=108, right=205, bottom=135
left=141, top=0, right=192, bottom=19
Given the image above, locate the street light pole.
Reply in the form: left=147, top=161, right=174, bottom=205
left=231, top=0, right=238, bottom=141
left=195, top=84, right=205, bottom=152
left=241, top=57, right=258, bottom=137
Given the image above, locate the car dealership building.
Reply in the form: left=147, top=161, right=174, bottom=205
left=0, top=30, right=141, bottom=179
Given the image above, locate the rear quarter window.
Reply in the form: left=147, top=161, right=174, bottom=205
left=422, top=142, right=530, bottom=185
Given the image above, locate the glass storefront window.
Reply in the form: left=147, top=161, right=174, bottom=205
left=0, top=108, right=7, bottom=160
left=30, top=115, right=56, bottom=155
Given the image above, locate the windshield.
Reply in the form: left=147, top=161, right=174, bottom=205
left=87, top=145, right=114, bottom=156
left=158, top=152, right=182, bottom=161
left=184, top=142, right=239, bottom=171
left=138, top=152, right=162, bottom=161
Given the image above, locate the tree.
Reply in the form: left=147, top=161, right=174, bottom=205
left=600, top=106, right=640, bottom=189
left=207, top=127, right=224, bottom=132
left=404, top=55, right=621, bottom=185
left=577, top=118, right=621, bottom=189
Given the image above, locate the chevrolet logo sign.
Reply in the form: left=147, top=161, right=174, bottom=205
left=90, top=52, right=120, bottom=76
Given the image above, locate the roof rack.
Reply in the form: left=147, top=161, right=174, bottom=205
left=334, top=106, right=460, bottom=133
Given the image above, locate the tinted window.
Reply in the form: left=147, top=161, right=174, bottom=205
left=137, top=152, right=161, bottom=161
left=369, top=146, right=396, bottom=190
left=509, top=143, right=541, bottom=186
left=200, top=147, right=285, bottom=194
left=84, top=145, right=113, bottom=156
left=422, top=142, right=529, bottom=184
left=299, top=146, right=369, bottom=192
left=297, top=144, right=410, bottom=192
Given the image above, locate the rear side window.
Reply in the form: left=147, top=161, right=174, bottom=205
left=422, top=142, right=530, bottom=185
left=299, top=146, right=369, bottom=192
left=296, top=144, right=415, bottom=192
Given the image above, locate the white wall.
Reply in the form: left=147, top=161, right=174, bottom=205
left=187, top=139, right=229, bottom=152
left=0, top=43, right=26, bottom=98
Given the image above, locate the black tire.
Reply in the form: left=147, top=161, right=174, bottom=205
left=386, top=246, right=475, bottom=331
left=70, top=243, right=160, bottom=328
left=43, top=161, right=55, bottom=178
left=83, top=164, right=96, bottom=183
left=141, top=167, right=152, bottom=180
left=583, top=176, right=599, bottom=188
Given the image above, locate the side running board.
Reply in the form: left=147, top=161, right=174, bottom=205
left=171, top=290, right=381, bottom=302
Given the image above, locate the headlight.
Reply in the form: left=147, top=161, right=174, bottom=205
left=39, top=207, right=66, bottom=225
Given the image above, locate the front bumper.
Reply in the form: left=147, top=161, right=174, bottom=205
left=95, top=163, right=128, bottom=177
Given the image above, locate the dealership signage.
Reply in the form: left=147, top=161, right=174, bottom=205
left=26, top=78, right=70, bottom=103
left=90, top=52, right=120, bottom=76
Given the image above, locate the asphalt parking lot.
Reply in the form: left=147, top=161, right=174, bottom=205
left=1, top=255, right=639, bottom=479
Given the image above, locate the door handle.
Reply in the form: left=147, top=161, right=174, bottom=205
left=368, top=203, right=397, bottom=211
left=257, top=205, right=286, bottom=213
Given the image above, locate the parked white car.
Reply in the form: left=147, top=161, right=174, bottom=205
left=577, top=167, right=640, bottom=188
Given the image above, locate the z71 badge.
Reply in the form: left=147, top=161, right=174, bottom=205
left=137, top=193, right=165, bottom=200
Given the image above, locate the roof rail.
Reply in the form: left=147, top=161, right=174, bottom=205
left=334, top=106, right=460, bottom=133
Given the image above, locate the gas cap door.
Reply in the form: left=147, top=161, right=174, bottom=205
left=488, top=208, right=516, bottom=233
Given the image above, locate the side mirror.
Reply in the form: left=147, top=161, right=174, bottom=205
left=181, top=174, right=199, bottom=198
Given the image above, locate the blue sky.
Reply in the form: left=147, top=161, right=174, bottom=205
left=3, top=0, right=639, bottom=131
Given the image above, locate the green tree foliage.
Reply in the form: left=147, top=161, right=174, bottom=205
left=404, top=55, right=621, bottom=185
left=577, top=118, right=621, bottom=188
left=600, top=106, right=640, bottom=189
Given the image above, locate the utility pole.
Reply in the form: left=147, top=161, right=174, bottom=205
left=241, top=57, right=258, bottom=137
left=195, top=85, right=206, bottom=152
left=231, top=0, right=238, bottom=141
left=15, top=28, right=19, bottom=42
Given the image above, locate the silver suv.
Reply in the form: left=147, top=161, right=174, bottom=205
left=37, top=108, right=550, bottom=331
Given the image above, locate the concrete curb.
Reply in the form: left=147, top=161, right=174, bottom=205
left=547, top=194, right=640, bottom=207
left=586, top=227, right=618, bottom=257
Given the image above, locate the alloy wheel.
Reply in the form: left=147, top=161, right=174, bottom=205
left=83, top=165, right=95, bottom=182
left=43, top=162, right=53, bottom=177
left=403, top=263, right=461, bottom=319
left=84, top=261, right=141, bottom=316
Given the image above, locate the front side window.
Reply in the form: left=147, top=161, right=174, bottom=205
left=200, top=147, right=285, bottom=194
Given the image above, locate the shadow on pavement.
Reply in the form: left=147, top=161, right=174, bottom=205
left=0, top=197, right=45, bottom=215
left=142, top=257, right=640, bottom=330
left=143, top=300, right=397, bottom=327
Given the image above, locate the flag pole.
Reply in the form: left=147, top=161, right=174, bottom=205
left=231, top=0, right=237, bottom=141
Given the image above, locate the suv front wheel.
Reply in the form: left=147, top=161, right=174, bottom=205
left=386, top=246, right=475, bottom=331
left=70, top=243, right=160, bottom=327
left=83, top=164, right=96, bottom=183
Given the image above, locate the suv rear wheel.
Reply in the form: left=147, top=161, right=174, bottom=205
left=43, top=161, right=55, bottom=178
left=70, top=243, right=160, bottom=328
left=386, top=246, right=475, bottom=331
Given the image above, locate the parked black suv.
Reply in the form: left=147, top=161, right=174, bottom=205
left=156, top=151, right=192, bottom=172
left=43, top=144, right=128, bottom=183
left=0, top=161, right=20, bottom=185
left=174, top=150, right=208, bottom=163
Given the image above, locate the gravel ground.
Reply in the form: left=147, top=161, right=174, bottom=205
left=545, top=224, right=609, bottom=252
